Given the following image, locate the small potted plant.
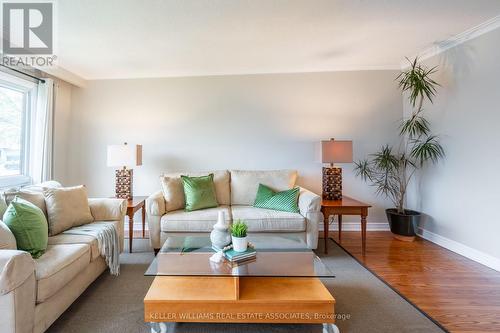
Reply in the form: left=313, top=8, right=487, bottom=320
left=230, top=220, right=248, bottom=252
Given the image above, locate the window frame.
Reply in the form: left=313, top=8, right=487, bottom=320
left=0, top=71, right=37, bottom=189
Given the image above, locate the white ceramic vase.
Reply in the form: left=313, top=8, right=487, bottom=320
left=210, top=211, right=231, bottom=249
left=232, top=235, right=248, bottom=252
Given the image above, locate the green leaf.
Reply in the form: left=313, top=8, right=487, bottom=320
left=400, top=113, right=430, bottom=138
left=396, top=57, right=440, bottom=107
left=230, top=220, right=248, bottom=237
left=372, top=145, right=399, bottom=171
left=410, top=135, right=445, bottom=166
left=354, top=159, right=372, bottom=181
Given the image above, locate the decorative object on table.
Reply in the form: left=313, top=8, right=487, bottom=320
left=210, top=210, right=231, bottom=250
left=225, top=256, right=257, bottom=268
left=354, top=57, right=444, bottom=241
left=209, top=251, right=225, bottom=263
left=230, top=219, right=248, bottom=252
left=107, top=143, right=142, bottom=199
left=321, top=139, right=353, bottom=200
left=253, top=183, right=300, bottom=213
left=224, top=246, right=256, bottom=262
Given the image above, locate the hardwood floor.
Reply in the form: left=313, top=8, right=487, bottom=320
left=327, top=231, right=500, bottom=333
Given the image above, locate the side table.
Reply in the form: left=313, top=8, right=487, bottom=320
left=125, top=196, right=147, bottom=253
left=321, top=196, right=371, bottom=254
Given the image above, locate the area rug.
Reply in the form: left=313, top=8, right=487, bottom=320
left=47, top=238, right=447, bottom=333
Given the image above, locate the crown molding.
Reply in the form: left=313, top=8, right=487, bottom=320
left=36, top=65, right=87, bottom=87
left=402, top=14, right=500, bottom=68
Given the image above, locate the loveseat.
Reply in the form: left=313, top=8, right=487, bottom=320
left=0, top=182, right=126, bottom=333
left=146, top=170, right=323, bottom=251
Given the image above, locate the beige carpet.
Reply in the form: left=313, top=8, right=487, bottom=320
left=47, top=238, right=446, bottom=333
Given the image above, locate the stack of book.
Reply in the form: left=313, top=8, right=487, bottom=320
left=223, top=247, right=257, bottom=263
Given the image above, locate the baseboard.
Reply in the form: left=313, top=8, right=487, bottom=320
left=417, top=227, right=500, bottom=272
left=320, top=221, right=390, bottom=232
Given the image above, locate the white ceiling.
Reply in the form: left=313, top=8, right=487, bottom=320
left=56, top=0, right=500, bottom=80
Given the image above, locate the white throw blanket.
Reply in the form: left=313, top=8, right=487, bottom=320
left=63, top=222, right=120, bottom=275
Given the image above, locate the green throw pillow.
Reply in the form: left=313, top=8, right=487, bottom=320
left=181, top=174, right=218, bottom=212
left=3, top=197, right=48, bottom=258
left=253, top=184, right=300, bottom=213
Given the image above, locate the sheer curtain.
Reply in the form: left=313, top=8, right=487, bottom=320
left=30, top=78, right=54, bottom=184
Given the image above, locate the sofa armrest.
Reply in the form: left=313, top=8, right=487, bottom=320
left=298, top=187, right=323, bottom=250
left=298, top=187, right=321, bottom=215
left=88, top=198, right=127, bottom=221
left=0, top=250, right=34, bottom=295
left=88, top=198, right=127, bottom=252
left=146, top=191, right=166, bottom=250
left=0, top=250, right=36, bottom=333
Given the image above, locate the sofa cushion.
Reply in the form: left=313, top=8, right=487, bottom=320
left=230, top=170, right=298, bottom=205
left=231, top=206, right=305, bottom=232
left=48, top=234, right=99, bottom=261
left=48, top=221, right=121, bottom=261
left=35, top=243, right=90, bottom=302
left=161, top=206, right=231, bottom=232
left=161, top=170, right=230, bottom=211
left=43, top=186, right=94, bottom=236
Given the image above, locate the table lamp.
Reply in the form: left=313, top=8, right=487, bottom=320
left=107, top=143, right=142, bottom=199
left=321, top=139, right=353, bottom=200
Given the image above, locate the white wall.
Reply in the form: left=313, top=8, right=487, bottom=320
left=68, top=71, right=403, bottom=224
left=53, top=80, right=73, bottom=183
left=407, top=27, right=500, bottom=263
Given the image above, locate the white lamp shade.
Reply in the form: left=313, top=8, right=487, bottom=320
left=321, top=140, right=353, bottom=164
left=107, top=144, right=142, bottom=168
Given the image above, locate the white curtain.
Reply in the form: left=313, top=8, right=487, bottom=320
left=30, top=78, right=54, bottom=184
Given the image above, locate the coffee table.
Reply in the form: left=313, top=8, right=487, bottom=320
left=144, top=235, right=339, bottom=333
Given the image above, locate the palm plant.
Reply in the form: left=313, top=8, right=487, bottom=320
left=354, top=57, right=444, bottom=214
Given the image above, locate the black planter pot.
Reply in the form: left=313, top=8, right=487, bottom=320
left=385, top=208, right=421, bottom=239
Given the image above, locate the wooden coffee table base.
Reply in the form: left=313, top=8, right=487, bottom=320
left=145, top=276, right=338, bottom=332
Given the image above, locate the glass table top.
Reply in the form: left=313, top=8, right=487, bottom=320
left=145, top=235, right=334, bottom=278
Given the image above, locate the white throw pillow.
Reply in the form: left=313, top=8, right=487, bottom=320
left=230, top=170, right=298, bottom=205
left=0, top=220, right=17, bottom=250
left=43, top=185, right=94, bottom=236
left=160, top=176, right=185, bottom=212
left=3, top=181, right=62, bottom=218
left=4, top=190, right=48, bottom=216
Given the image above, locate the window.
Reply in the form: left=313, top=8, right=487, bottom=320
left=0, top=71, right=36, bottom=188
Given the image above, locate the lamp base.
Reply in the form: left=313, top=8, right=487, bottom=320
left=115, top=168, right=133, bottom=199
left=322, top=167, right=342, bottom=200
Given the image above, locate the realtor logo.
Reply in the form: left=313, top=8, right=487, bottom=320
left=2, top=2, right=53, bottom=54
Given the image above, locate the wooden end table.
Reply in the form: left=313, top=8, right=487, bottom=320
left=125, top=196, right=147, bottom=253
left=321, top=196, right=371, bottom=254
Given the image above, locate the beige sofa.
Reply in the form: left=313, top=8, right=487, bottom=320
left=0, top=194, right=126, bottom=333
left=146, top=170, right=323, bottom=251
